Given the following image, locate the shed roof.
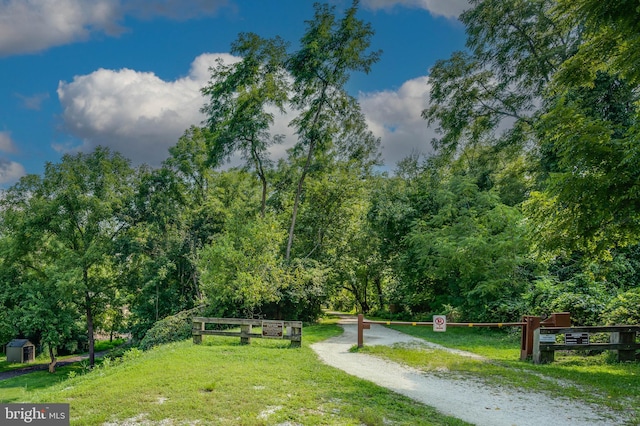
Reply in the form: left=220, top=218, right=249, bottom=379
left=7, top=339, right=33, bottom=348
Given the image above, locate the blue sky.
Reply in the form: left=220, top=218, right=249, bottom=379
left=0, top=0, right=468, bottom=187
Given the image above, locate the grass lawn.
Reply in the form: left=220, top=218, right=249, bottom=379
left=0, top=322, right=469, bottom=426
left=359, top=325, right=640, bottom=423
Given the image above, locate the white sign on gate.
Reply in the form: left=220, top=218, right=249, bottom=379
left=433, top=315, right=447, bottom=332
left=539, top=333, right=556, bottom=343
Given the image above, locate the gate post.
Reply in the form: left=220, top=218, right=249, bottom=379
left=241, top=323, right=252, bottom=345
left=520, top=315, right=541, bottom=360
left=193, top=319, right=203, bottom=344
left=357, top=314, right=370, bottom=348
left=611, top=331, right=636, bottom=362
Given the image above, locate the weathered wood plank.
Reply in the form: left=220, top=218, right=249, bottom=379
left=539, top=326, right=640, bottom=334
left=534, top=326, right=639, bottom=364
left=192, top=317, right=302, bottom=328
left=191, top=317, right=303, bottom=346
left=192, top=329, right=303, bottom=340
left=539, top=343, right=640, bottom=351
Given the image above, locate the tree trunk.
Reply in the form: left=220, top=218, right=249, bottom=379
left=286, top=140, right=316, bottom=261
left=286, top=83, right=328, bottom=261
left=361, top=281, right=370, bottom=314
left=251, top=145, right=268, bottom=219
left=374, top=275, right=384, bottom=310
left=85, top=291, right=95, bottom=368
left=260, top=175, right=267, bottom=219
left=48, top=345, right=57, bottom=373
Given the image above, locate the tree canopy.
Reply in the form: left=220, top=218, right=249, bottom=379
left=2, top=0, right=640, bottom=362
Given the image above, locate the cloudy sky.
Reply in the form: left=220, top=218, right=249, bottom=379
left=0, top=0, right=469, bottom=186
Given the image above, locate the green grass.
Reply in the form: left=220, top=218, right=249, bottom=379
left=1, top=323, right=469, bottom=426
left=358, top=325, right=640, bottom=423
left=94, top=338, right=126, bottom=352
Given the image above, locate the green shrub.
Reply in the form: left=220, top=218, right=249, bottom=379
left=138, top=310, right=196, bottom=350
left=602, top=288, right=640, bottom=325
left=94, top=338, right=126, bottom=352
left=104, top=343, right=134, bottom=361
left=525, top=275, right=609, bottom=325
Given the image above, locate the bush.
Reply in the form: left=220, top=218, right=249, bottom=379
left=104, top=343, right=134, bottom=361
left=524, top=275, right=609, bottom=325
left=139, top=308, right=203, bottom=350
left=602, top=288, right=640, bottom=325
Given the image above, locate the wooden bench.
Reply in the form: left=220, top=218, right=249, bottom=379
left=533, top=326, right=640, bottom=364
left=192, top=317, right=302, bottom=347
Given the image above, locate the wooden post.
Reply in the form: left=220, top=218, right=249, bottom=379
left=520, top=316, right=541, bottom=360
left=241, top=324, right=252, bottom=345
left=290, top=324, right=302, bottom=348
left=533, top=328, right=555, bottom=364
left=193, top=320, right=203, bottom=344
left=357, top=314, right=370, bottom=348
left=611, top=331, right=636, bottom=362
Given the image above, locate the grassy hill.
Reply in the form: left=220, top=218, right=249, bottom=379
left=0, top=322, right=468, bottom=426
left=4, top=319, right=638, bottom=425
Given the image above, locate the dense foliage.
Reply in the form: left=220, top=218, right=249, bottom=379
left=2, top=0, right=640, bottom=362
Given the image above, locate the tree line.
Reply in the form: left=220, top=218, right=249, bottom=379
left=1, top=0, right=639, bottom=369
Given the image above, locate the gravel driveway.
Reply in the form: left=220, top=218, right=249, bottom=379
left=311, top=316, right=625, bottom=426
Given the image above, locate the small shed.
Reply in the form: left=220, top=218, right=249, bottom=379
left=6, top=339, right=35, bottom=363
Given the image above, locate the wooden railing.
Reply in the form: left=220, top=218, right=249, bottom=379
left=358, top=313, right=639, bottom=363
left=357, top=314, right=526, bottom=348
left=192, top=317, right=302, bottom=347
left=358, top=312, right=572, bottom=361
left=534, top=326, right=640, bottom=364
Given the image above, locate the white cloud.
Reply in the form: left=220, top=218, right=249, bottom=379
left=0, top=0, right=230, bottom=56
left=16, top=92, right=51, bottom=111
left=0, top=132, right=26, bottom=185
left=359, top=76, right=435, bottom=169
left=0, top=131, right=18, bottom=153
left=57, top=53, right=436, bottom=171
left=57, top=53, right=240, bottom=167
left=362, top=0, right=470, bottom=19
left=0, top=0, right=122, bottom=56
left=0, top=159, right=26, bottom=185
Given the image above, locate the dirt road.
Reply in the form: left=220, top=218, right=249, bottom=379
left=311, top=316, right=625, bottom=426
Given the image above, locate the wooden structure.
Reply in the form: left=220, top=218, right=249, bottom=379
left=6, top=339, right=35, bottom=363
left=533, top=326, right=640, bottom=364
left=357, top=312, right=571, bottom=361
left=520, top=312, right=571, bottom=360
left=357, top=314, right=527, bottom=347
left=192, top=317, right=302, bottom=347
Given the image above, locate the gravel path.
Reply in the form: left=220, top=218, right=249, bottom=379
left=311, top=316, right=625, bottom=426
left=0, top=351, right=109, bottom=381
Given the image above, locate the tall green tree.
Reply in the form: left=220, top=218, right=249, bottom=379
left=198, top=214, right=286, bottom=318
left=284, top=0, right=380, bottom=260
left=1, top=147, right=136, bottom=366
left=521, top=0, right=640, bottom=257
left=0, top=232, right=79, bottom=371
left=126, top=129, right=240, bottom=339
left=527, top=72, right=640, bottom=256
left=402, top=174, right=530, bottom=320
left=201, top=35, right=289, bottom=217
left=423, top=0, right=577, bottom=158
left=554, top=0, right=640, bottom=87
